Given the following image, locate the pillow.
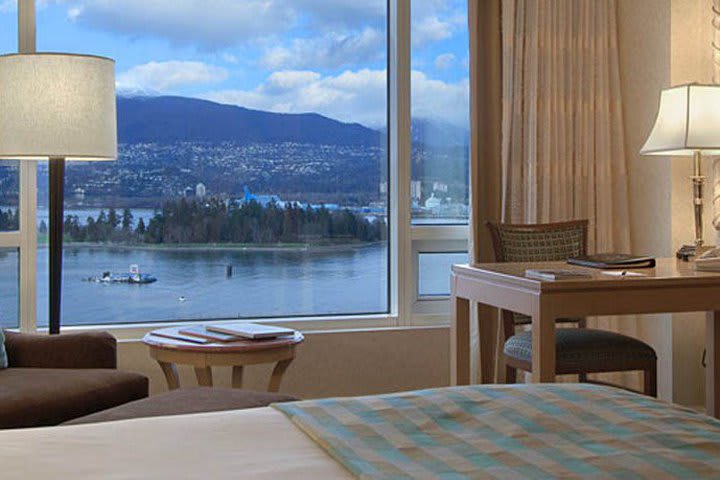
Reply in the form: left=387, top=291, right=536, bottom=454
left=0, top=329, right=7, bottom=368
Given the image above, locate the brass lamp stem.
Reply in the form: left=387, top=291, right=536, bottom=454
left=693, top=150, right=705, bottom=248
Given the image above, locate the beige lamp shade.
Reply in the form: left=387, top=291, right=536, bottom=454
left=0, top=53, right=117, bottom=161
left=641, top=84, right=720, bottom=156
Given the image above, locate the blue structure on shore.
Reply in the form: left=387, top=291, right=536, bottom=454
left=228, top=186, right=285, bottom=208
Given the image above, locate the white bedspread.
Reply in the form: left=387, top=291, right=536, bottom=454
left=0, top=407, right=351, bottom=479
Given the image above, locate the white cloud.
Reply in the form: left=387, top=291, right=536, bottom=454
left=412, top=16, right=453, bottom=45
left=292, top=0, right=385, bottom=27
left=60, top=0, right=296, bottom=49
left=221, top=53, right=239, bottom=65
left=117, top=61, right=228, bottom=93
left=411, top=70, right=469, bottom=124
left=261, top=28, right=384, bottom=70
left=0, top=0, right=14, bottom=13
left=53, top=0, right=461, bottom=51
left=200, top=68, right=468, bottom=128
left=434, top=53, right=455, bottom=70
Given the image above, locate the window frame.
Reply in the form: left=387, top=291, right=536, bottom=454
left=13, top=0, right=467, bottom=334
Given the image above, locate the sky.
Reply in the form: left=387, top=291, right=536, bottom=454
left=0, top=0, right=469, bottom=129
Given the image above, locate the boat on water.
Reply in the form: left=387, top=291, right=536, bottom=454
left=86, top=264, right=157, bottom=284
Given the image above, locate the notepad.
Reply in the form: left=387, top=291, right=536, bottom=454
left=525, top=269, right=593, bottom=281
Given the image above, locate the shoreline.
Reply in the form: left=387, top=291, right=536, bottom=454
left=36, top=241, right=385, bottom=253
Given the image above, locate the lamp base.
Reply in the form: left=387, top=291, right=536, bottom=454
left=676, top=244, right=714, bottom=261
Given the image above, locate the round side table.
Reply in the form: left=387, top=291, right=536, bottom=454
left=142, top=327, right=304, bottom=392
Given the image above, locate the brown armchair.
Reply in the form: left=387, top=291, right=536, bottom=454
left=0, top=331, right=148, bottom=429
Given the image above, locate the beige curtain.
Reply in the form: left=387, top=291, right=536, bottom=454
left=469, top=0, right=639, bottom=388
left=502, top=0, right=630, bottom=253
left=467, top=0, right=503, bottom=383
left=502, top=0, right=638, bottom=388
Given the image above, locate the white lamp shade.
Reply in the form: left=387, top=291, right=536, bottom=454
left=641, top=84, right=720, bottom=156
left=0, top=53, right=117, bottom=161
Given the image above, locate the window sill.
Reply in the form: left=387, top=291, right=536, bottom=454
left=36, top=313, right=450, bottom=341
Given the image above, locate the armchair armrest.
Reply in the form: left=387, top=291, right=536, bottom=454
left=4, top=331, right=117, bottom=369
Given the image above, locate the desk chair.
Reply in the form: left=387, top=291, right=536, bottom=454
left=486, top=220, right=657, bottom=396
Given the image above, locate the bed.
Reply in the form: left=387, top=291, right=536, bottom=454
left=3, top=383, right=720, bottom=479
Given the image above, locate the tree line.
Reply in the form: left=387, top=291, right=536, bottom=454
left=0, top=208, right=18, bottom=231
left=60, top=198, right=386, bottom=245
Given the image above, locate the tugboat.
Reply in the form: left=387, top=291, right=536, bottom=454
left=88, top=264, right=157, bottom=284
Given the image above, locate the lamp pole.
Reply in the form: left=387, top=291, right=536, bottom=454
left=692, top=150, right=705, bottom=250
left=48, top=157, right=65, bottom=334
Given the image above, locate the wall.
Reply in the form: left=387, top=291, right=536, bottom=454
left=617, top=0, right=674, bottom=400
left=618, top=0, right=713, bottom=406
left=669, top=0, right=715, bottom=407
left=118, top=326, right=450, bottom=398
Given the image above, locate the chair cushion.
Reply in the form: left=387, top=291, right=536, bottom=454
left=512, top=313, right=582, bottom=326
left=504, top=328, right=656, bottom=373
left=64, top=387, right=298, bottom=425
left=0, top=368, right=149, bottom=429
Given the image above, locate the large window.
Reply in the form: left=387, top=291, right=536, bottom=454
left=1, top=0, right=471, bottom=330
left=35, top=1, right=389, bottom=326
left=0, top=248, right=19, bottom=328
left=410, top=0, right=469, bottom=225
left=0, top=164, right=18, bottom=232
left=409, top=0, right=469, bottom=316
left=0, top=16, right=20, bottom=329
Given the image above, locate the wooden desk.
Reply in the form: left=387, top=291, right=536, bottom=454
left=143, top=327, right=304, bottom=392
left=450, top=258, right=720, bottom=418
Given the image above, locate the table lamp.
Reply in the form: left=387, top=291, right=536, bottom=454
left=0, top=53, right=117, bottom=333
left=641, top=83, right=720, bottom=260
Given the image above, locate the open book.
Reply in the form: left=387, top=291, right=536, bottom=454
left=567, top=253, right=655, bottom=269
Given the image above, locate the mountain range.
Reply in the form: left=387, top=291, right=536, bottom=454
left=117, top=95, right=468, bottom=148
left=117, top=96, right=381, bottom=146
left=29, top=95, right=470, bottom=207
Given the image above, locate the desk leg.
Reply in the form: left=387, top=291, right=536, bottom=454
left=531, top=304, right=556, bottom=383
left=194, top=366, right=213, bottom=387
left=477, top=303, right=496, bottom=384
left=706, top=311, right=720, bottom=418
left=158, top=361, right=180, bottom=390
left=232, top=366, right=244, bottom=389
left=268, top=359, right=292, bottom=392
left=451, top=293, right=471, bottom=386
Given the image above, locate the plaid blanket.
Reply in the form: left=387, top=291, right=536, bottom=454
left=273, top=384, right=720, bottom=479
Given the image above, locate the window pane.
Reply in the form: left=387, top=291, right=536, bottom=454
left=411, top=0, right=469, bottom=225
left=0, top=248, right=19, bottom=328
left=0, top=4, right=14, bottom=54
left=38, top=1, right=389, bottom=325
left=418, top=252, right=468, bottom=297
left=0, top=163, right=19, bottom=231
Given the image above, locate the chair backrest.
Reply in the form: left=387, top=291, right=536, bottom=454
left=486, top=220, right=588, bottom=263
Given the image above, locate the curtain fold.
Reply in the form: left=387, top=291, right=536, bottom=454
left=467, top=0, right=503, bottom=383
left=469, top=0, right=639, bottom=388
left=502, top=0, right=630, bottom=253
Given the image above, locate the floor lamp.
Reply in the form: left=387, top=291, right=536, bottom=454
left=0, top=53, right=117, bottom=334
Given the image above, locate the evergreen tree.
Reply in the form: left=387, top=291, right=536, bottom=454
left=121, top=208, right=133, bottom=232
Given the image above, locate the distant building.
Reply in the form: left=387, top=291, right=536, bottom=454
left=73, top=187, right=85, bottom=200
left=379, top=182, right=388, bottom=194
left=425, top=192, right=442, bottom=210
left=433, top=181, right=448, bottom=193
left=184, top=187, right=194, bottom=197
left=196, top=182, right=207, bottom=198
left=410, top=180, right=422, bottom=200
